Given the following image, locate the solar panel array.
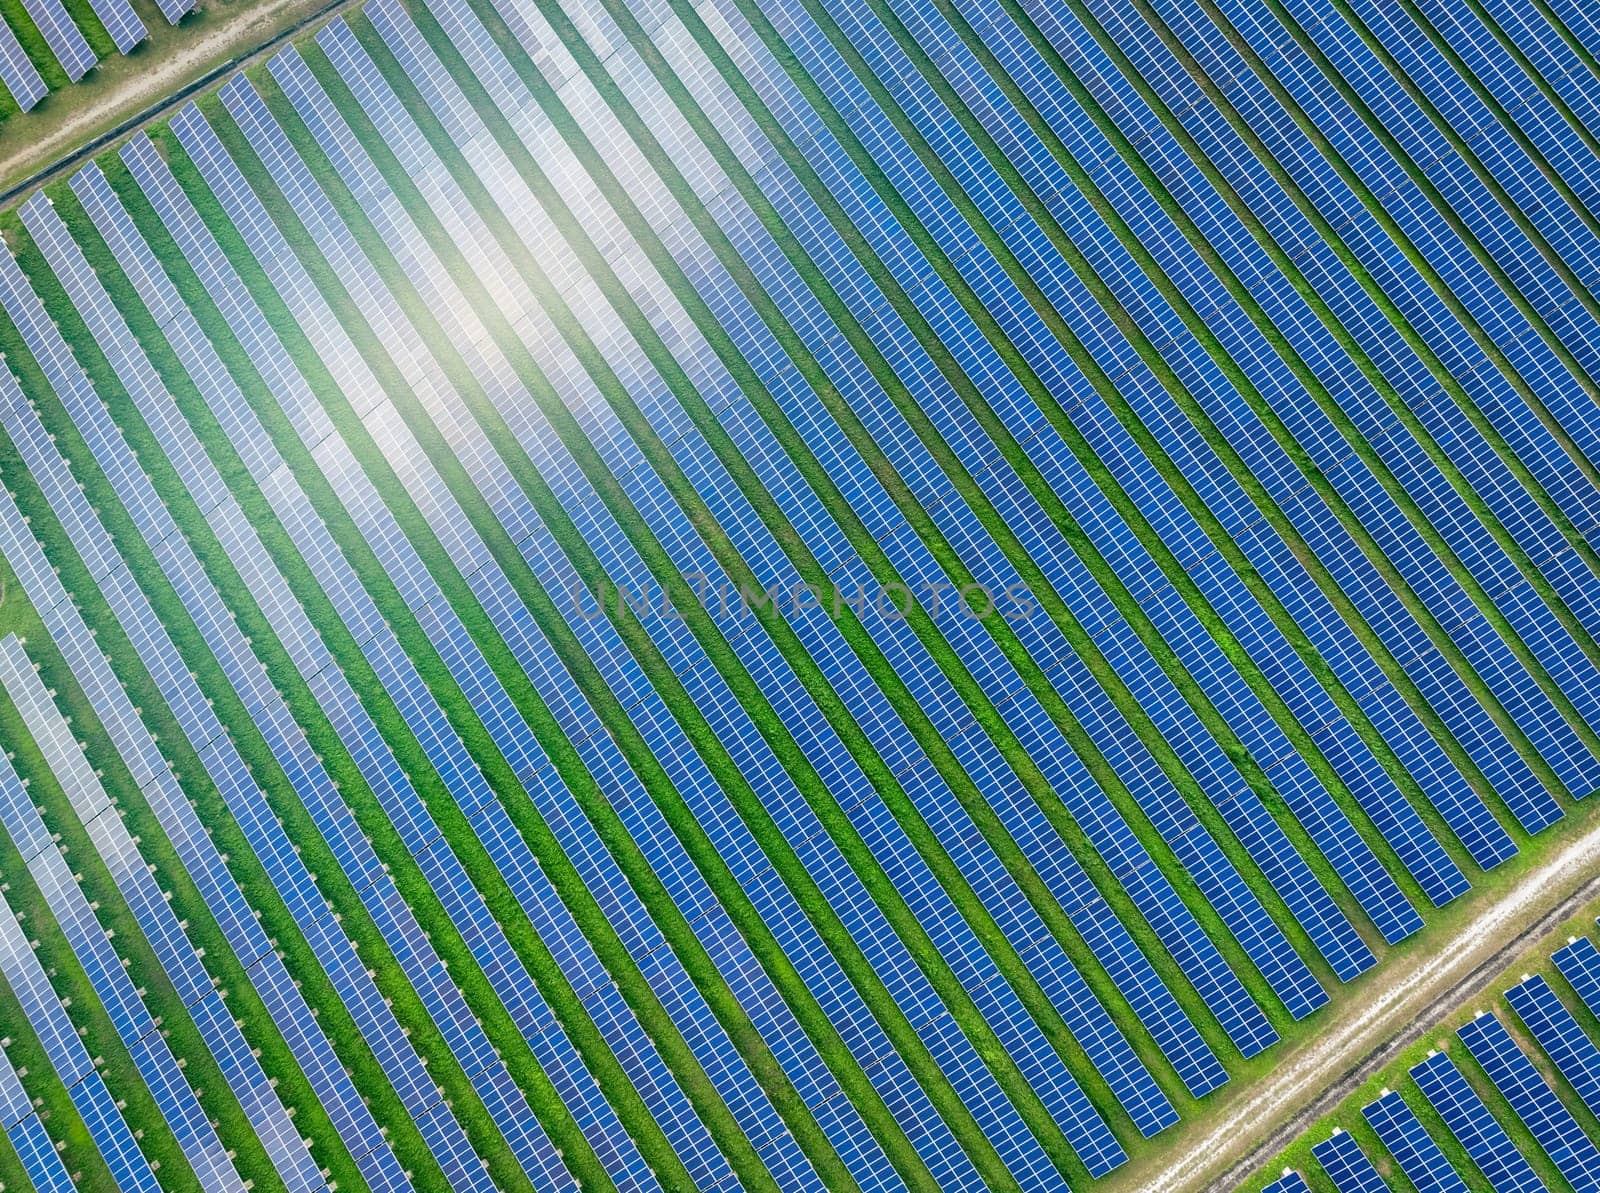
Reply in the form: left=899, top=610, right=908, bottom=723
left=0, top=0, right=1595, bottom=1185
left=1274, top=920, right=1600, bottom=1191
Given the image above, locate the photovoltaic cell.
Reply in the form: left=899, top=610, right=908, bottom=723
left=1410, top=1050, right=1544, bottom=1193
left=1314, top=1129, right=1393, bottom=1192
left=1363, top=1088, right=1469, bottom=1193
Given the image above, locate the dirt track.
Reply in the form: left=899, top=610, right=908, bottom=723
left=1107, top=814, right=1600, bottom=1192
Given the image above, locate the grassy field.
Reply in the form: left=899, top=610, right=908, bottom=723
left=0, top=0, right=1593, bottom=1189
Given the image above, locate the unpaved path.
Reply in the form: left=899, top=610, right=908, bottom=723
left=1108, top=814, right=1600, bottom=1192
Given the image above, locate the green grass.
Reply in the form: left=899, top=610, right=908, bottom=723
left=86, top=138, right=724, bottom=1193
left=233, top=44, right=1049, bottom=1189
left=0, top=691, right=235, bottom=1193
left=0, top=478, right=375, bottom=1193
left=609, top=0, right=1383, bottom=1012
left=978, top=0, right=1577, bottom=816
left=890, top=0, right=1600, bottom=820
left=123, top=109, right=813, bottom=1193
left=729, top=0, right=1600, bottom=836
left=423, top=0, right=1236, bottom=1133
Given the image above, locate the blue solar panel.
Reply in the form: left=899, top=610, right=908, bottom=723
left=1363, top=1088, right=1469, bottom=1193
left=0, top=921, right=73, bottom=1193
left=0, top=474, right=401, bottom=1191
left=719, top=0, right=1494, bottom=919
left=0, top=254, right=420, bottom=1193
left=430, top=0, right=1346, bottom=1065
left=1507, top=973, right=1600, bottom=1121
left=274, top=33, right=1056, bottom=1176
left=339, top=2, right=1172, bottom=1161
left=269, top=23, right=1168, bottom=1177
left=0, top=19, right=44, bottom=109
left=0, top=735, right=244, bottom=1193
left=1263, top=1172, right=1311, bottom=1193
left=81, top=0, right=142, bottom=53
left=1553, top=938, right=1600, bottom=1022
left=1411, top=1050, right=1544, bottom=1192
left=922, top=0, right=1550, bottom=859
left=63, top=153, right=679, bottom=1193
left=0, top=875, right=159, bottom=1193
left=1314, top=1129, right=1393, bottom=1192
left=15, top=0, right=92, bottom=79
left=1459, top=1011, right=1600, bottom=1192
left=1, top=0, right=1599, bottom=1186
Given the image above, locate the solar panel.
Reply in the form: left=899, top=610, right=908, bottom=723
left=15, top=0, right=91, bottom=79
left=1459, top=1011, right=1600, bottom=1192
left=1263, top=1172, right=1311, bottom=1193
left=1314, top=1129, right=1393, bottom=1192
left=0, top=0, right=1598, bottom=1187
left=60, top=161, right=674, bottom=1193
left=1553, top=938, right=1600, bottom=1021
left=1411, top=1050, right=1544, bottom=1193
left=414, top=0, right=1338, bottom=1072
left=0, top=18, right=44, bottom=109
left=0, top=876, right=159, bottom=1193
left=0, top=254, right=419, bottom=1193
left=1507, top=973, right=1600, bottom=1121
left=1363, top=1088, right=1469, bottom=1193
left=80, top=0, right=141, bottom=53
left=334, top=5, right=1166, bottom=1165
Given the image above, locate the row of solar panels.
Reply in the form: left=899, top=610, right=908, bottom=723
left=0, top=0, right=1593, bottom=1185
left=0, top=0, right=192, bottom=112
left=550, top=0, right=1600, bottom=1090
left=1264, top=928, right=1600, bottom=1192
